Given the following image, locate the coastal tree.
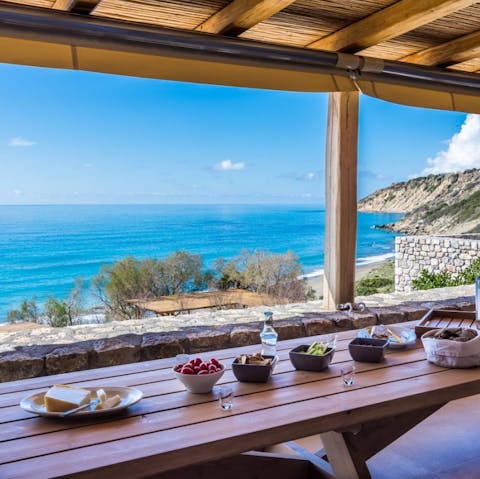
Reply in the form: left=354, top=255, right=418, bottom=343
left=44, top=279, right=85, bottom=327
left=92, top=252, right=208, bottom=320
left=7, top=297, right=39, bottom=324
left=159, top=251, right=207, bottom=295
left=215, top=250, right=315, bottom=302
left=6, top=279, right=85, bottom=326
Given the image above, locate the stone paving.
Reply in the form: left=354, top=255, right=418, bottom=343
left=0, top=284, right=474, bottom=353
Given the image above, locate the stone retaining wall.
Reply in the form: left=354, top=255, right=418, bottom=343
left=0, top=297, right=474, bottom=383
left=395, top=235, right=480, bottom=292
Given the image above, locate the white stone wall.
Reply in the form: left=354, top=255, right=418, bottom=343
left=395, top=235, right=480, bottom=292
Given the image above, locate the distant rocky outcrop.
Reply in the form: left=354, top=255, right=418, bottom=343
left=358, top=169, right=480, bottom=235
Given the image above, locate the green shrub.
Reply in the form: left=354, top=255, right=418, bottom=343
left=7, top=298, right=39, bottom=324
left=45, top=279, right=85, bottom=327
left=44, top=298, right=73, bottom=327
left=355, top=260, right=394, bottom=296
left=7, top=280, right=85, bottom=327
left=412, top=258, right=480, bottom=290
left=456, top=258, right=480, bottom=284
left=356, top=277, right=393, bottom=296
left=412, top=269, right=456, bottom=290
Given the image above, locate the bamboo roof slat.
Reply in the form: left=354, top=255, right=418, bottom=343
left=239, top=12, right=337, bottom=47
left=1, top=0, right=53, bottom=8
left=401, top=30, right=480, bottom=66
left=305, top=0, right=476, bottom=53
left=361, top=34, right=437, bottom=61
left=241, top=1, right=398, bottom=47
left=285, top=0, right=398, bottom=24
left=449, top=58, right=480, bottom=72
left=93, top=0, right=229, bottom=30
left=413, top=5, right=480, bottom=40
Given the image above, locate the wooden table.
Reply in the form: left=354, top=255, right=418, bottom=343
left=1, top=323, right=479, bottom=479
left=126, top=289, right=278, bottom=317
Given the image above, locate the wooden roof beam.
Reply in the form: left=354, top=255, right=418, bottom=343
left=52, top=0, right=75, bottom=10
left=52, top=0, right=101, bottom=14
left=307, top=0, right=477, bottom=53
left=196, top=0, right=295, bottom=36
left=401, top=30, right=480, bottom=67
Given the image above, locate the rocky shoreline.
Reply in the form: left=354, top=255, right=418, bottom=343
left=358, top=169, right=480, bottom=235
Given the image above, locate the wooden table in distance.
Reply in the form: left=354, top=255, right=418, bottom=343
left=1, top=321, right=479, bottom=479
left=126, top=289, right=279, bottom=317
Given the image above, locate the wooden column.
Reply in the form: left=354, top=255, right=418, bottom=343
left=323, top=91, right=359, bottom=310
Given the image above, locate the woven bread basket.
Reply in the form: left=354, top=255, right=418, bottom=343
left=421, top=328, right=480, bottom=368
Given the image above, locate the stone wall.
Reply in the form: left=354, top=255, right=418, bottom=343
left=0, top=297, right=474, bottom=383
left=395, top=235, right=480, bottom=292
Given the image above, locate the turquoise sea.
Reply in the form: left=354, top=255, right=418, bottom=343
left=0, top=205, right=401, bottom=321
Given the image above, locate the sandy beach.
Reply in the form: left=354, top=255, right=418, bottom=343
left=307, top=260, right=388, bottom=296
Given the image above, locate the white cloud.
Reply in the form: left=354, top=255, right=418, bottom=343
left=83, top=162, right=94, bottom=168
left=9, top=137, right=36, bottom=147
left=422, top=114, right=480, bottom=175
left=296, top=171, right=320, bottom=181
left=214, top=159, right=245, bottom=171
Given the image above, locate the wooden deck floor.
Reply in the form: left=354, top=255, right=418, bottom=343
left=368, top=394, right=480, bottom=479
left=267, top=393, right=480, bottom=478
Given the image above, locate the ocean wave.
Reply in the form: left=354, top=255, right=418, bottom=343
left=302, top=269, right=324, bottom=279
left=356, top=252, right=395, bottom=265
left=301, top=252, right=394, bottom=279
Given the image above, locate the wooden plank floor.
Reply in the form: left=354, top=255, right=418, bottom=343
left=368, top=394, right=480, bottom=479
left=0, top=322, right=478, bottom=478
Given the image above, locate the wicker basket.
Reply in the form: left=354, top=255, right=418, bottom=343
left=421, top=328, right=480, bottom=368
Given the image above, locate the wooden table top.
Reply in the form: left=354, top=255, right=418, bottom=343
left=1, top=322, right=479, bottom=479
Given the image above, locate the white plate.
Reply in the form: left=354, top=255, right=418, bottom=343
left=359, top=325, right=417, bottom=349
left=20, top=386, right=143, bottom=418
left=387, top=325, right=417, bottom=349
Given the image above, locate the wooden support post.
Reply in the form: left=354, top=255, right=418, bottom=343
left=320, top=431, right=371, bottom=479
left=323, top=91, right=359, bottom=310
left=319, top=404, right=444, bottom=479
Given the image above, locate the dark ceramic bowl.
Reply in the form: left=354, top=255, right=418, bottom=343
left=289, top=345, right=334, bottom=371
left=232, top=355, right=277, bottom=383
left=349, top=338, right=388, bottom=362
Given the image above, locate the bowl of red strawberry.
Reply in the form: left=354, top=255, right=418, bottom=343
left=173, top=357, right=225, bottom=393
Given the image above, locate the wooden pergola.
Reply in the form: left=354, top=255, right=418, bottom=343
left=1, top=0, right=480, bottom=309
left=126, top=290, right=280, bottom=317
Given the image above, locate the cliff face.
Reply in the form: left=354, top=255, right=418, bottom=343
left=358, top=169, right=480, bottom=235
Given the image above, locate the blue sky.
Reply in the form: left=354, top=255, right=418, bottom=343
left=0, top=63, right=470, bottom=205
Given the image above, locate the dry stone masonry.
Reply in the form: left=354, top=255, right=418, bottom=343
left=395, top=235, right=480, bottom=292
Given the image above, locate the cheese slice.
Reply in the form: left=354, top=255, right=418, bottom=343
left=96, top=388, right=107, bottom=405
left=96, top=394, right=121, bottom=410
left=44, top=385, right=91, bottom=412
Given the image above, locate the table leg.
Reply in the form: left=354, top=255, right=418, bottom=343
left=319, top=404, right=445, bottom=479
left=320, top=430, right=371, bottom=479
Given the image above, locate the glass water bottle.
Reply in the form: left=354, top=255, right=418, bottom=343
left=476, top=275, right=480, bottom=322
left=260, top=311, right=278, bottom=356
